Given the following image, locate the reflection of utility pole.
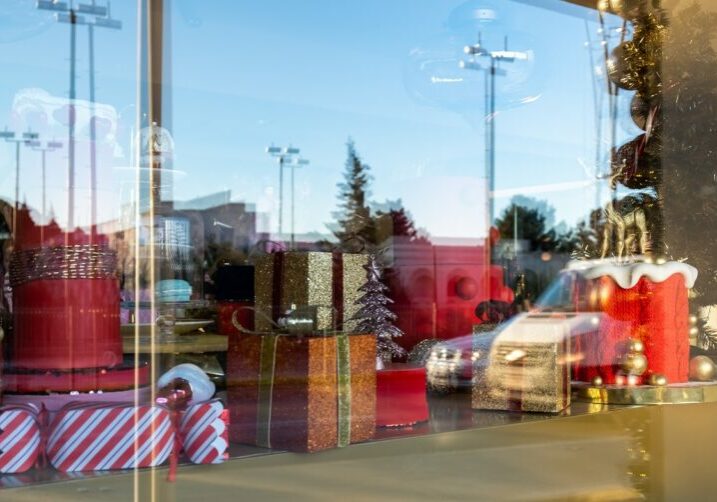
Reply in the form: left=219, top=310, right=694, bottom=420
left=513, top=204, right=518, bottom=259
left=287, top=157, right=309, bottom=249
left=38, top=1, right=78, bottom=228
left=32, top=140, right=64, bottom=219
left=79, top=1, right=122, bottom=228
left=266, top=145, right=306, bottom=246
left=1, top=128, right=40, bottom=236
left=461, top=35, right=528, bottom=225
left=461, top=34, right=528, bottom=303
left=37, top=0, right=121, bottom=229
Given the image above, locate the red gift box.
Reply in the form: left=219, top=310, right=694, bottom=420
left=47, top=402, right=174, bottom=472
left=0, top=403, right=43, bottom=474
left=577, top=262, right=696, bottom=384
left=376, top=364, right=428, bottom=427
left=179, top=399, right=228, bottom=464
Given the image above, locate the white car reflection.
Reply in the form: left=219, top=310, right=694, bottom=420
left=426, top=268, right=602, bottom=391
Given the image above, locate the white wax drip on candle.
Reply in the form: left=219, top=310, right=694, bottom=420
left=568, top=260, right=698, bottom=289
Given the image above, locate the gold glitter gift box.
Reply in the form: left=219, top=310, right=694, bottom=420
left=227, top=332, right=376, bottom=452
left=254, top=251, right=368, bottom=332
left=472, top=316, right=570, bottom=413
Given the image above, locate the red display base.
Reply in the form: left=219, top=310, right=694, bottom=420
left=12, top=278, right=123, bottom=370
left=3, top=386, right=154, bottom=414
left=3, top=362, right=150, bottom=394
left=376, top=363, right=429, bottom=427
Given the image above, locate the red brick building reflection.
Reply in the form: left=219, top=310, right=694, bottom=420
left=383, top=236, right=514, bottom=351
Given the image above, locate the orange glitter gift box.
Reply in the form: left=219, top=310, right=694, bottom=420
left=227, top=332, right=376, bottom=453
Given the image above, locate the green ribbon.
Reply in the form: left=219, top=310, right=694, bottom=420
left=255, top=332, right=352, bottom=449
left=256, top=334, right=278, bottom=449
left=336, top=332, right=352, bottom=448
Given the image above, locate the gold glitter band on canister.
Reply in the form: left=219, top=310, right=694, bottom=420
left=9, top=245, right=118, bottom=287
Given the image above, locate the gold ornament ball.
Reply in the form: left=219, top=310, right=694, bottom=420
left=591, top=375, right=604, bottom=387
left=606, top=42, right=645, bottom=91
left=628, top=338, right=645, bottom=354
left=621, top=353, right=648, bottom=376
left=647, top=373, right=667, bottom=386
left=689, top=356, right=716, bottom=382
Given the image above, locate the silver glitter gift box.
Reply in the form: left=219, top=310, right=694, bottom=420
left=472, top=315, right=571, bottom=413
left=254, top=251, right=368, bottom=333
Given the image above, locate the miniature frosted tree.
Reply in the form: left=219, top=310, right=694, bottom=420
left=352, top=254, right=406, bottom=365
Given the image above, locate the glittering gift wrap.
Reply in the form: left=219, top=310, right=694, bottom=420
left=254, top=251, right=368, bottom=333
left=228, top=332, right=376, bottom=452
left=47, top=402, right=174, bottom=472
left=577, top=262, right=697, bottom=384
left=0, top=403, right=43, bottom=474
left=179, top=399, right=228, bottom=464
left=472, top=316, right=570, bottom=413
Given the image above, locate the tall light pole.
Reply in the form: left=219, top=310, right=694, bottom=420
left=266, top=145, right=303, bottom=242
left=31, top=140, right=64, bottom=220
left=37, top=0, right=122, bottom=230
left=78, top=1, right=122, bottom=229
left=461, top=35, right=529, bottom=226
left=1, top=128, right=40, bottom=236
left=287, top=157, right=309, bottom=249
left=38, top=0, right=78, bottom=228
left=461, top=35, right=528, bottom=303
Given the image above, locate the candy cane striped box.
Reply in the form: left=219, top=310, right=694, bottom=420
left=47, top=402, right=174, bottom=472
left=179, top=400, right=228, bottom=465
left=0, top=403, right=43, bottom=474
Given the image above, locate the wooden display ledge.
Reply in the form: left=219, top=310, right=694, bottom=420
left=122, top=333, right=228, bottom=354
left=122, top=333, right=227, bottom=374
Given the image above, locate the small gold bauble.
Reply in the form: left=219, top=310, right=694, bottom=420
left=689, top=356, right=716, bottom=382
left=591, top=375, right=604, bottom=387
left=628, top=338, right=645, bottom=354
left=647, top=373, right=667, bottom=386
left=621, top=353, right=648, bottom=376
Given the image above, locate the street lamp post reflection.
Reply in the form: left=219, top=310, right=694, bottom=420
left=37, top=0, right=122, bottom=229
left=32, top=140, right=64, bottom=220
left=461, top=35, right=528, bottom=306
left=1, top=128, right=40, bottom=237
left=266, top=145, right=308, bottom=248
left=461, top=35, right=528, bottom=226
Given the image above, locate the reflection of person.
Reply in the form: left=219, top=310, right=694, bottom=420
left=512, top=270, right=539, bottom=312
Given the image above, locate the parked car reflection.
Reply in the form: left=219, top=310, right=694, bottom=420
left=426, top=267, right=601, bottom=391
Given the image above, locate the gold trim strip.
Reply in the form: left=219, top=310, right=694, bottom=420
left=572, top=381, right=717, bottom=405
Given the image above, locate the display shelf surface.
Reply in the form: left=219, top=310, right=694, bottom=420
left=7, top=395, right=717, bottom=499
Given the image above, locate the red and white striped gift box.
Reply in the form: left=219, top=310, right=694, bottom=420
left=47, top=402, right=174, bottom=472
left=0, top=404, right=43, bottom=474
left=179, top=400, right=228, bottom=464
